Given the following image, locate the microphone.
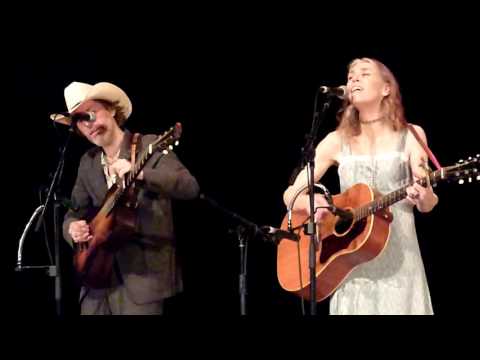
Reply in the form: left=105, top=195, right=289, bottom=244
left=319, top=85, right=346, bottom=99
left=312, top=183, right=351, bottom=220
left=329, top=206, right=353, bottom=220
left=261, top=226, right=300, bottom=242
left=50, top=111, right=96, bottom=122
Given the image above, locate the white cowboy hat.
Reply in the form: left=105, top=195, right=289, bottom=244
left=50, top=81, right=132, bottom=126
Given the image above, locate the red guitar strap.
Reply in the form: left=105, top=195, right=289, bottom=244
left=407, top=124, right=441, bottom=170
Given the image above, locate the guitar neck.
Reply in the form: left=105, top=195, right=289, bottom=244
left=353, top=168, right=446, bottom=222
left=125, top=144, right=155, bottom=189
left=102, top=144, right=160, bottom=215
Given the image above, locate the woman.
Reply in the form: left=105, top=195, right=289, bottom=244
left=283, top=58, right=437, bottom=315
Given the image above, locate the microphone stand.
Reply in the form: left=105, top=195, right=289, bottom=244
left=200, top=194, right=269, bottom=315
left=16, top=125, right=75, bottom=316
left=299, top=89, right=334, bottom=315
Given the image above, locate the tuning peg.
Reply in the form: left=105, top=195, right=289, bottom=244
left=168, top=145, right=173, bottom=151
left=477, top=175, right=480, bottom=181
left=175, top=140, right=180, bottom=146
left=459, top=159, right=464, bottom=163
left=162, top=150, right=169, bottom=155
left=469, top=177, right=472, bottom=183
left=459, top=179, right=465, bottom=185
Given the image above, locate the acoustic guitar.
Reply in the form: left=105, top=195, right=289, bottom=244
left=277, top=155, right=479, bottom=302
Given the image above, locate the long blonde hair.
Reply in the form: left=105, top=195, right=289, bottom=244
left=336, top=58, right=407, bottom=137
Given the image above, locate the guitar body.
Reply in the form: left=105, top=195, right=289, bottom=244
left=277, top=183, right=393, bottom=302
left=73, top=185, right=137, bottom=289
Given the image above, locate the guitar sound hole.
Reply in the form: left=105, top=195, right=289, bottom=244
left=334, top=214, right=354, bottom=235
left=320, top=218, right=367, bottom=264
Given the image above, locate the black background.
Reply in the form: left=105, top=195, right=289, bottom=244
left=9, top=17, right=479, bottom=316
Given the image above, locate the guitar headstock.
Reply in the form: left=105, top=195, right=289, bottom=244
left=446, top=154, right=480, bottom=185
left=150, top=122, right=183, bottom=155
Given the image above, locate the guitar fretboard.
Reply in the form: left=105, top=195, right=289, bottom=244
left=353, top=168, right=445, bottom=222
left=105, top=145, right=164, bottom=214
left=126, top=145, right=154, bottom=189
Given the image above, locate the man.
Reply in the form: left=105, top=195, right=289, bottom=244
left=52, top=81, right=200, bottom=315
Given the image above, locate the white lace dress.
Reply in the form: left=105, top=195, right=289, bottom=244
left=329, top=130, right=433, bottom=315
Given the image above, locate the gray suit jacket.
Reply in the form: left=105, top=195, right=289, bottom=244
left=63, top=130, right=200, bottom=304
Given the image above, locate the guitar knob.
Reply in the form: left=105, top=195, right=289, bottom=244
left=163, top=150, right=169, bottom=155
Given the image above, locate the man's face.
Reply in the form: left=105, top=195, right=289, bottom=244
left=73, top=100, right=118, bottom=147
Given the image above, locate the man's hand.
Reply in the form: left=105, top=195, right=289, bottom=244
left=68, top=220, right=93, bottom=243
left=109, top=159, right=144, bottom=180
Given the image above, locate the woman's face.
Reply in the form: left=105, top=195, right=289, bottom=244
left=346, top=60, right=390, bottom=108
